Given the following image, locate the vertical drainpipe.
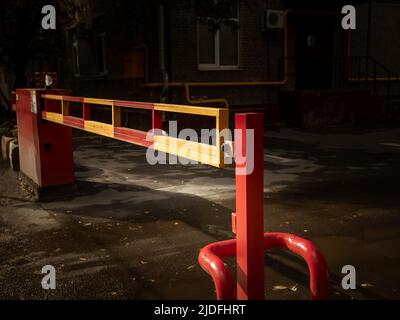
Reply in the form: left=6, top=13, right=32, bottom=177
left=265, top=0, right=271, bottom=105
left=165, top=0, right=172, bottom=102
left=365, top=0, right=372, bottom=83
left=159, top=1, right=169, bottom=104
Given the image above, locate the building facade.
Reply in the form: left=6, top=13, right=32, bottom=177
left=57, top=0, right=400, bottom=125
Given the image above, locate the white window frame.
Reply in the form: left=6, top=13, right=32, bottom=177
left=96, top=32, right=108, bottom=75
left=72, top=40, right=80, bottom=77
left=197, top=5, right=240, bottom=71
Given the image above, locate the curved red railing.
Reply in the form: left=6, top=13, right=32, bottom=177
left=199, top=232, right=330, bottom=300
left=198, top=238, right=236, bottom=300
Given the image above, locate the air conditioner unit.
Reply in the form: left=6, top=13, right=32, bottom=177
left=262, top=10, right=284, bottom=31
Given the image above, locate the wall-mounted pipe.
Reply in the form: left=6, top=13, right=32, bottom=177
left=184, top=83, right=229, bottom=109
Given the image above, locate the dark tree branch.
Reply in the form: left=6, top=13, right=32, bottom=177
left=0, top=88, right=11, bottom=117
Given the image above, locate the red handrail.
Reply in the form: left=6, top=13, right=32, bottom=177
left=199, top=232, right=330, bottom=300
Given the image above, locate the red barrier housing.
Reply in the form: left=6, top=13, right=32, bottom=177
left=15, top=89, right=74, bottom=188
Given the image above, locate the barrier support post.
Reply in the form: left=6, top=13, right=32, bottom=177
left=152, top=110, right=163, bottom=131
left=235, top=113, right=265, bottom=300
left=62, top=98, right=71, bottom=117
left=113, top=104, right=121, bottom=127
left=83, top=103, right=91, bottom=120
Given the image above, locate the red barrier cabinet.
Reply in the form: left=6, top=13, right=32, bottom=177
left=15, top=89, right=74, bottom=189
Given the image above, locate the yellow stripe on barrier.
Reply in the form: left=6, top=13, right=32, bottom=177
left=83, top=98, right=114, bottom=106
left=42, top=94, right=63, bottom=101
left=154, top=136, right=221, bottom=168
left=216, top=109, right=229, bottom=167
left=44, top=112, right=64, bottom=124
left=84, top=121, right=114, bottom=138
left=154, top=136, right=220, bottom=157
left=155, top=103, right=221, bottom=117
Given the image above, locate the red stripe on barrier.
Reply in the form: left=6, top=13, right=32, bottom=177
left=62, top=96, right=85, bottom=103
left=64, top=116, right=84, bottom=129
left=114, top=127, right=153, bottom=147
left=114, top=100, right=154, bottom=110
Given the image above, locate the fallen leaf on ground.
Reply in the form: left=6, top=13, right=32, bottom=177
left=361, top=283, right=374, bottom=288
left=272, top=285, right=288, bottom=291
left=289, top=285, right=298, bottom=292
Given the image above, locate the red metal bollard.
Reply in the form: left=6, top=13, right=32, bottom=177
left=234, top=113, right=265, bottom=300
left=198, top=112, right=330, bottom=300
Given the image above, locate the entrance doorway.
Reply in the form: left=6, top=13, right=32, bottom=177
left=295, top=14, right=336, bottom=90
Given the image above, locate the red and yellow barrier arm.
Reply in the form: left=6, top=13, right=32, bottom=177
left=41, top=95, right=229, bottom=168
